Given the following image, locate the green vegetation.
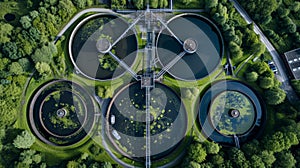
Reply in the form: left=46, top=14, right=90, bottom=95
left=209, top=91, right=255, bottom=135
left=0, top=0, right=299, bottom=167
left=243, top=61, right=286, bottom=105
left=239, top=0, right=300, bottom=53
left=111, top=0, right=169, bottom=9
left=99, top=54, right=118, bottom=71
left=291, top=79, right=300, bottom=95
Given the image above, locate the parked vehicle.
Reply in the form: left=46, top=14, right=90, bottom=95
left=268, top=61, right=278, bottom=74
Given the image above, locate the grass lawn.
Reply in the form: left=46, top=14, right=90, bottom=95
left=10, top=4, right=275, bottom=166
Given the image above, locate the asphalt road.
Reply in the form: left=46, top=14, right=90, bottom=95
left=230, top=0, right=300, bottom=103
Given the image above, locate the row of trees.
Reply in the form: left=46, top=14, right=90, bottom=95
left=0, top=127, right=113, bottom=167
left=0, top=0, right=79, bottom=136
left=239, top=0, right=300, bottom=53
left=0, top=129, right=46, bottom=167
left=111, top=0, right=169, bottom=9
left=182, top=120, right=300, bottom=168
left=244, top=61, right=286, bottom=105
left=208, top=1, right=265, bottom=63
left=0, top=0, right=113, bottom=167
left=291, top=79, right=300, bottom=95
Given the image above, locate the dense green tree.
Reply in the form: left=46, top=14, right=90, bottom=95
left=133, top=0, right=144, bottom=9
left=205, top=0, right=218, bottom=9
left=292, top=79, right=300, bottom=93
left=17, top=35, right=34, bottom=56
left=242, top=27, right=260, bottom=53
left=260, top=15, right=272, bottom=25
left=66, top=160, right=82, bottom=168
left=31, top=43, right=57, bottom=64
left=259, top=76, right=274, bottom=89
left=186, top=161, right=201, bottom=168
left=13, top=130, right=35, bottom=149
left=35, top=62, right=51, bottom=75
left=276, top=6, right=290, bottom=18
left=245, top=71, right=258, bottom=82
left=20, top=15, right=32, bottom=30
left=264, top=87, right=286, bottom=105
left=252, top=62, right=268, bottom=74
left=73, top=0, right=86, bottom=9
left=216, top=3, right=229, bottom=23
left=259, top=150, right=276, bottom=167
left=9, top=62, right=23, bottom=75
left=28, top=27, right=41, bottom=42
left=181, top=159, right=201, bottom=168
left=18, top=58, right=32, bottom=72
left=250, top=155, right=265, bottom=168
left=0, top=100, right=18, bottom=128
left=253, top=42, right=266, bottom=57
left=150, top=0, right=158, bottom=8
left=229, top=41, right=243, bottom=59
left=87, top=0, right=94, bottom=6
left=96, top=86, right=113, bottom=99
left=274, top=151, right=296, bottom=168
left=285, top=131, right=299, bottom=146
left=181, top=0, right=196, bottom=6
left=29, top=10, right=39, bottom=19
left=89, top=144, right=103, bottom=156
left=100, top=162, right=113, bottom=168
left=2, top=42, right=21, bottom=60
left=220, top=160, right=233, bottom=168
left=188, top=143, right=207, bottom=163
left=204, top=141, right=220, bottom=155
left=210, top=154, right=224, bottom=166
left=0, top=58, right=11, bottom=71
left=242, top=139, right=260, bottom=157
left=290, top=1, right=300, bottom=12
left=280, top=17, right=297, bottom=34
left=227, top=148, right=250, bottom=168
left=111, top=0, right=126, bottom=9
left=262, top=69, right=274, bottom=78
left=263, top=131, right=286, bottom=152
left=15, top=150, right=43, bottom=167
left=213, top=13, right=227, bottom=26
left=99, top=55, right=118, bottom=71
left=159, top=0, right=168, bottom=8
left=0, top=22, right=13, bottom=44
left=293, top=32, right=300, bottom=44
left=57, top=0, right=77, bottom=22
left=241, top=0, right=279, bottom=20
left=265, top=29, right=281, bottom=42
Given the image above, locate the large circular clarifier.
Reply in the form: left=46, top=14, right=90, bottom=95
left=69, top=13, right=138, bottom=80
left=105, top=82, right=187, bottom=160
left=156, top=13, right=223, bottom=81
left=198, top=80, right=266, bottom=146
left=28, top=80, right=96, bottom=146
left=209, top=91, right=256, bottom=135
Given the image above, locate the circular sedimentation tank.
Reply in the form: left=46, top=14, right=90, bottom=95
left=198, top=80, right=266, bottom=146
left=28, top=80, right=97, bottom=146
left=69, top=13, right=138, bottom=81
left=104, top=82, right=188, bottom=162
left=156, top=13, right=224, bottom=81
